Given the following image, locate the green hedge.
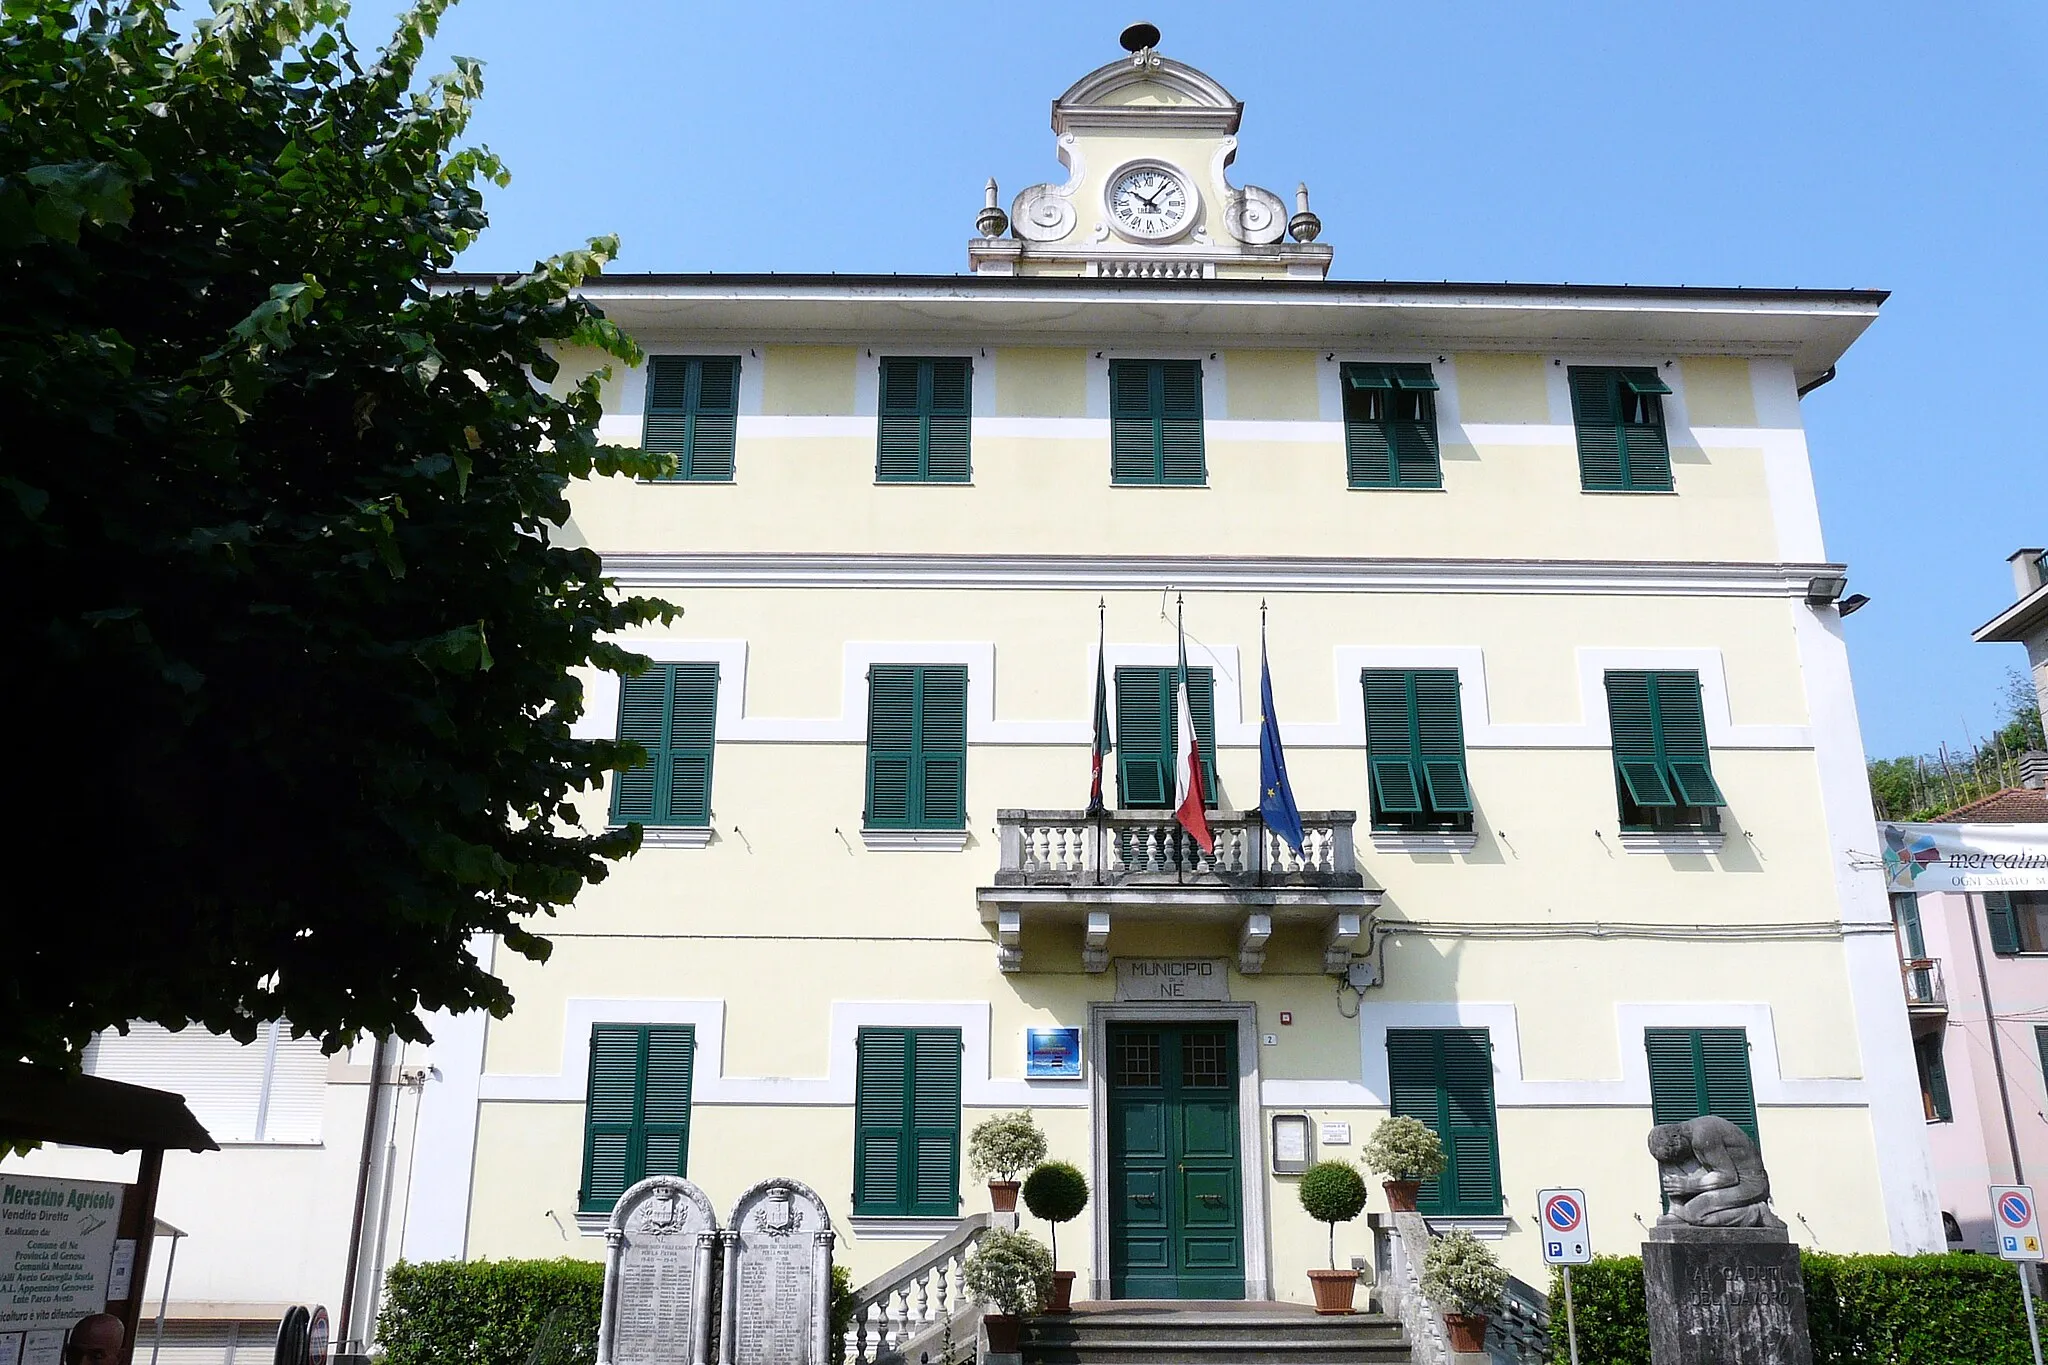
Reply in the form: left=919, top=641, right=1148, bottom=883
left=378, top=1258, right=860, bottom=1365
left=379, top=1259, right=602, bottom=1365
left=1552, top=1252, right=2036, bottom=1365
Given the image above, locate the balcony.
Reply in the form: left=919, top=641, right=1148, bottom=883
left=1902, top=958, right=1947, bottom=1015
left=976, top=810, right=1380, bottom=975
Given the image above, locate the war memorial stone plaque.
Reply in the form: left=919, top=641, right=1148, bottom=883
left=720, top=1180, right=835, bottom=1365
left=598, top=1177, right=719, bottom=1365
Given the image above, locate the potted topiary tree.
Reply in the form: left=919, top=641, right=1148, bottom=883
left=962, top=1228, right=1054, bottom=1354
left=1295, top=1160, right=1368, bottom=1314
left=1361, top=1115, right=1445, bottom=1213
left=969, top=1111, right=1048, bottom=1214
left=1021, top=1161, right=1089, bottom=1313
left=1419, top=1229, right=1508, bottom=1352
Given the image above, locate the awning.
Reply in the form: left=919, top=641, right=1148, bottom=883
left=0, top=1065, right=218, bottom=1152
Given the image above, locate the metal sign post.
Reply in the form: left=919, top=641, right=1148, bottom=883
left=1992, top=1185, right=2046, bottom=1365
left=1537, top=1189, right=1591, bottom=1365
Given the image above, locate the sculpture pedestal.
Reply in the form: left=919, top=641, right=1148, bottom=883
left=1643, top=1226, right=1812, bottom=1365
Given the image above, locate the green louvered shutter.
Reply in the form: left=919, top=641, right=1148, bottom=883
left=612, top=665, right=717, bottom=826
left=1159, top=361, right=1207, bottom=485
left=1605, top=672, right=1677, bottom=808
left=1115, top=668, right=1169, bottom=807
left=926, top=359, right=973, bottom=482
left=866, top=667, right=917, bottom=827
left=640, top=1027, right=694, bottom=1179
left=916, top=666, right=969, bottom=828
left=877, top=358, right=925, bottom=482
left=1363, top=671, right=1424, bottom=817
left=1110, top=360, right=1205, bottom=485
left=854, top=1029, right=961, bottom=1217
left=876, top=358, right=971, bottom=483
left=1919, top=1034, right=1952, bottom=1123
left=643, top=356, right=738, bottom=481
left=1110, top=361, right=1159, bottom=483
left=1652, top=673, right=1725, bottom=807
left=1114, top=667, right=1214, bottom=809
left=1413, top=670, right=1473, bottom=814
left=581, top=1025, right=641, bottom=1212
left=1987, top=893, right=2023, bottom=956
left=1645, top=1028, right=1757, bottom=1144
left=1390, top=365, right=1442, bottom=487
left=1618, top=367, right=1673, bottom=491
left=1387, top=1029, right=1501, bottom=1216
left=911, top=1030, right=963, bottom=1216
left=2035, top=1025, right=2048, bottom=1091
left=854, top=1030, right=910, bottom=1214
left=612, top=670, right=669, bottom=824
left=1569, top=367, right=1626, bottom=491
left=1341, top=366, right=1395, bottom=488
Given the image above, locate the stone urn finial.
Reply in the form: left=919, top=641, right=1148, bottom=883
left=1289, top=182, right=1322, bottom=243
left=976, top=177, right=1009, bottom=238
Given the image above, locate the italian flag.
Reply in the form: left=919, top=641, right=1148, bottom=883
left=1172, top=648, right=1214, bottom=854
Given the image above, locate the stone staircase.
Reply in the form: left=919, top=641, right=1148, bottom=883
left=1019, top=1301, right=1412, bottom=1364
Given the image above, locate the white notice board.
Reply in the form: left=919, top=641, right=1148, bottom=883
left=0, top=1175, right=127, bottom=1337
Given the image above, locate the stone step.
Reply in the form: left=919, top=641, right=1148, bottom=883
left=1020, top=1303, right=1411, bottom=1365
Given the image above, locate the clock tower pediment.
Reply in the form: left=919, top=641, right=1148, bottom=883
left=968, top=28, right=1329, bottom=280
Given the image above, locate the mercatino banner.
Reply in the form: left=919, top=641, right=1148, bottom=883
left=1881, top=821, right=2048, bottom=893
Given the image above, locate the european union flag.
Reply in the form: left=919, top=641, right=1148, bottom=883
left=1259, top=633, right=1304, bottom=856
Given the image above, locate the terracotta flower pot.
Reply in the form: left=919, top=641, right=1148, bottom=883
left=1046, top=1269, right=1076, bottom=1314
left=1382, top=1179, right=1422, bottom=1212
left=1306, top=1268, right=1359, bottom=1315
left=988, top=1180, right=1021, bottom=1213
left=1444, top=1312, right=1489, bottom=1353
left=984, top=1314, right=1022, bottom=1353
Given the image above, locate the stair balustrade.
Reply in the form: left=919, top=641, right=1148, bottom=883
left=844, top=1214, right=989, bottom=1365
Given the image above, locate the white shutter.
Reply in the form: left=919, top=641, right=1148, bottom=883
left=83, top=1021, right=325, bottom=1143
left=146, top=1321, right=277, bottom=1365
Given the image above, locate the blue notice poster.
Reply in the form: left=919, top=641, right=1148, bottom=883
left=1025, top=1027, right=1083, bottom=1079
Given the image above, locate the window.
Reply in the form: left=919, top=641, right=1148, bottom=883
left=2037, top=1025, right=2048, bottom=1093
left=612, top=663, right=718, bottom=827
left=1386, top=1028, right=1501, bottom=1216
left=84, top=1020, right=325, bottom=1143
left=865, top=665, right=968, bottom=830
left=1568, top=366, right=1673, bottom=492
left=579, top=1024, right=694, bottom=1214
left=642, top=356, right=739, bottom=481
left=1341, top=363, right=1441, bottom=488
left=1109, top=359, right=1205, bottom=485
left=1986, top=891, right=2048, bottom=955
left=1644, top=1027, right=1758, bottom=1144
left=1113, top=666, right=1217, bottom=809
left=877, top=357, right=972, bottom=482
left=854, top=1027, right=962, bottom=1218
left=1362, top=669, right=1472, bottom=831
left=1604, top=671, right=1724, bottom=832
left=1916, top=1032, right=1953, bottom=1123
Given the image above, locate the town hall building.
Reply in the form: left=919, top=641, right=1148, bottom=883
left=395, top=22, right=1939, bottom=1334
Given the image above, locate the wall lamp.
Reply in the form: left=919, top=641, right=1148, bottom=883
left=1804, top=574, right=1849, bottom=606
left=1838, top=593, right=1871, bottom=617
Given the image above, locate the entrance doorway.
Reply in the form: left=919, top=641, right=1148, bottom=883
left=1105, top=1021, right=1245, bottom=1299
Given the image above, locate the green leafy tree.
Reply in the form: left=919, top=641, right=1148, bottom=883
left=0, top=0, right=673, bottom=1069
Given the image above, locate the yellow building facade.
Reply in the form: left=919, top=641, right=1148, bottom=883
left=403, top=33, right=1941, bottom=1315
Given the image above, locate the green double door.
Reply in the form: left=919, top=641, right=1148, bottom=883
left=1106, top=1022, right=1245, bottom=1299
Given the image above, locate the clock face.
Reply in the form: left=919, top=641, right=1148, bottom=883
left=1108, top=164, right=1192, bottom=240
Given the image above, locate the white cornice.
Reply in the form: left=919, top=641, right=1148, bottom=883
left=600, top=553, right=1846, bottom=599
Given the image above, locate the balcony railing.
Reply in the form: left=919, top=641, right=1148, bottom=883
left=1902, top=958, right=1946, bottom=1011
left=993, top=809, right=1363, bottom=889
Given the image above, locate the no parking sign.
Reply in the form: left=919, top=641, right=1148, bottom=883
left=1538, top=1188, right=1592, bottom=1265
left=1994, top=1185, right=2044, bottom=1261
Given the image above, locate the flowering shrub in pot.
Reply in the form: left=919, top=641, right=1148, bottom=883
left=968, top=1112, right=1047, bottom=1214
left=1361, top=1115, right=1445, bottom=1213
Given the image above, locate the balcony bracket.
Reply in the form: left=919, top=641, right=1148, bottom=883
left=1324, top=912, right=1365, bottom=975
left=1238, top=913, right=1273, bottom=975
left=1083, top=911, right=1111, bottom=973
left=998, top=909, right=1023, bottom=974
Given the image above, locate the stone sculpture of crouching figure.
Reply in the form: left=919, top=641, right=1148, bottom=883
left=1647, top=1115, right=1786, bottom=1230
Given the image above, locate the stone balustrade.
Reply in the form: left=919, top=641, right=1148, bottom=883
left=994, top=809, right=1363, bottom=889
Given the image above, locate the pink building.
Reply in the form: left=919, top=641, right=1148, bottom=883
left=1887, top=784, right=2048, bottom=1251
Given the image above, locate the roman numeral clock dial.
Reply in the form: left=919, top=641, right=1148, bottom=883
left=1108, top=164, right=1193, bottom=242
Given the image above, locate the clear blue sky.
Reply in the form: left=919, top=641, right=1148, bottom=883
left=405, top=0, right=2047, bottom=758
